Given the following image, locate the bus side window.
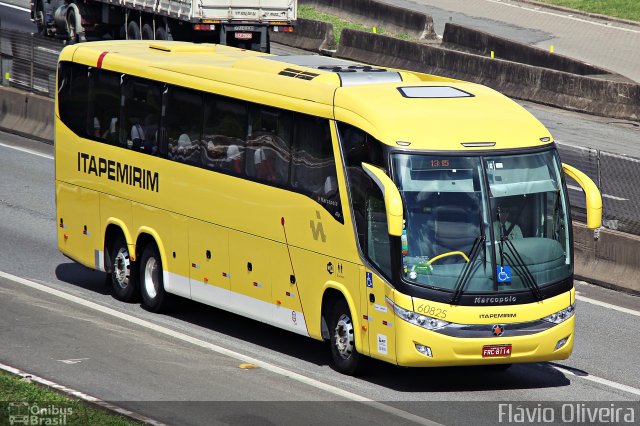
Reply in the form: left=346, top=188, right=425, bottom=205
left=165, top=86, right=203, bottom=165
left=337, top=122, right=384, bottom=253
left=121, top=77, right=162, bottom=154
left=87, top=68, right=120, bottom=145
left=246, top=105, right=293, bottom=185
left=58, top=62, right=89, bottom=138
left=202, top=95, right=248, bottom=176
left=291, top=114, right=342, bottom=221
left=367, top=187, right=393, bottom=279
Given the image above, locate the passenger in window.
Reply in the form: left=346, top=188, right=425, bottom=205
left=226, top=144, right=243, bottom=174
left=93, top=117, right=102, bottom=138
left=130, top=121, right=144, bottom=150
left=141, top=113, right=159, bottom=154
left=254, top=146, right=276, bottom=182
left=493, top=204, right=523, bottom=240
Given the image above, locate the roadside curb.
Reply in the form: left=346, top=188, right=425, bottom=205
left=0, top=362, right=164, bottom=425
left=514, top=0, right=640, bottom=28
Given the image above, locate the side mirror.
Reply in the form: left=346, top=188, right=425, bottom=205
left=562, top=163, right=602, bottom=230
left=362, top=163, right=403, bottom=236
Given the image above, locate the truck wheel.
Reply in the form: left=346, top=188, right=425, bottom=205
left=109, top=236, right=139, bottom=302
left=329, top=299, right=364, bottom=375
left=127, top=20, right=141, bottom=40
left=35, top=1, right=46, bottom=35
left=66, top=9, right=78, bottom=43
left=139, top=243, right=171, bottom=313
left=155, top=26, right=168, bottom=40
left=141, top=23, right=154, bottom=40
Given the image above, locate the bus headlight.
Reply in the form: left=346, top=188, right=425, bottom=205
left=386, top=297, right=450, bottom=330
left=542, top=303, right=575, bottom=324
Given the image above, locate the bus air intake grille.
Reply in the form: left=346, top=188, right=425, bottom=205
left=278, top=68, right=319, bottom=80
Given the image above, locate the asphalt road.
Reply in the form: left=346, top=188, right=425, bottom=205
left=1, top=132, right=640, bottom=425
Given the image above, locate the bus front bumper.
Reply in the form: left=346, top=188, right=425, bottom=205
left=394, top=316, right=574, bottom=367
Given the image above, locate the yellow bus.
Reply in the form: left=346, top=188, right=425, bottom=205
left=55, top=40, right=601, bottom=374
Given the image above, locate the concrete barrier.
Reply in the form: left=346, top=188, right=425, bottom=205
left=299, top=0, right=436, bottom=40
left=573, top=222, right=640, bottom=295
left=335, top=29, right=640, bottom=121
left=442, top=23, right=613, bottom=77
left=270, top=18, right=336, bottom=52
left=0, top=86, right=54, bottom=142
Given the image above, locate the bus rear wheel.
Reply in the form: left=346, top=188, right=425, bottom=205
left=139, top=243, right=170, bottom=313
left=329, top=299, right=363, bottom=375
left=108, top=236, right=139, bottom=302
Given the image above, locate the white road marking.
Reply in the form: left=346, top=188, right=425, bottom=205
left=0, top=269, right=442, bottom=426
left=0, top=362, right=167, bottom=425
left=576, top=295, right=640, bottom=318
left=57, top=358, right=90, bottom=365
left=484, top=0, right=640, bottom=34
left=551, top=364, right=640, bottom=397
left=0, top=2, right=29, bottom=12
left=0, top=142, right=54, bottom=160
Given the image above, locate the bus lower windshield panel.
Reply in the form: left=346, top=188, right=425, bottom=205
left=392, top=151, right=571, bottom=296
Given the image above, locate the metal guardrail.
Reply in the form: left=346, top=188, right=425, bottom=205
left=1, top=28, right=639, bottom=235
left=0, top=28, right=63, bottom=98
left=558, top=143, right=640, bottom=235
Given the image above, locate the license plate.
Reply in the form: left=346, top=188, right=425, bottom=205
left=235, top=32, right=252, bottom=40
left=482, top=344, right=512, bottom=357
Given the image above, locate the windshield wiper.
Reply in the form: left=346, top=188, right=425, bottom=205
left=496, top=209, right=543, bottom=301
left=450, top=235, right=485, bottom=304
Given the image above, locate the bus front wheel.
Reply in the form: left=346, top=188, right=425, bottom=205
left=329, top=299, right=363, bottom=375
left=109, top=236, right=139, bottom=302
left=139, top=243, right=170, bottom=313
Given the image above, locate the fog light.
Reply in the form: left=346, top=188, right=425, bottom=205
left=415, top=344, right=433, bottom=357
left=554, top=336, right=569, bottom=351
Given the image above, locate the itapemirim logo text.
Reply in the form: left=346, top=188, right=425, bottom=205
left=6, top=402, right=73, bottom=425
left=499, top=403, right=636, bottom=424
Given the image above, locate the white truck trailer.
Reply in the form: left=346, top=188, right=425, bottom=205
left=31, top=0, right=297, bottom=52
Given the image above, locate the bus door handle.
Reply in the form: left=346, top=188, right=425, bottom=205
left=369, top=293, right=375, bottom=303
left=247, top=262, right=252, bottom=271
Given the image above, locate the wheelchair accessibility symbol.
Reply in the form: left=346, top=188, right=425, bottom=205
left=497, top=266, right=512, bottom=283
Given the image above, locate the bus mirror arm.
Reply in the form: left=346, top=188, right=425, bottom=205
left=361, top=163, right=404, bottom=237
left=562, top=163, right=602, bottom=230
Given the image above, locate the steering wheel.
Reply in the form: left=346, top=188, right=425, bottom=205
left=427, top=251, right=470, bottom=265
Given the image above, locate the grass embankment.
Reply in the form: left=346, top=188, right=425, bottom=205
left=536, top=0, right=640, bottom=21
left=0, top=371, right=138, bottom=425
left=297, top=5, right=410, bottom=45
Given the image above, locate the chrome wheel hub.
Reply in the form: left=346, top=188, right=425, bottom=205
left=144, top=257, right=158, bottom=299
left=113, top=248, right=130, bottom=289
left=334, top=314, right=354, bottom=359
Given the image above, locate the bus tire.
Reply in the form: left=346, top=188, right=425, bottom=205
left=127, top=20, right=141, bottom=40
left=139, top=243, right=170, bottom=313
left=329, top=299, right=363, bottom=375
left=109, top=236, right=139, bottom=302
left=141, top=23, right=154, bottom=40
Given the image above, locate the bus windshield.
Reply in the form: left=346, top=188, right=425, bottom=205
left=392, top=150, right=571, bottom=297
